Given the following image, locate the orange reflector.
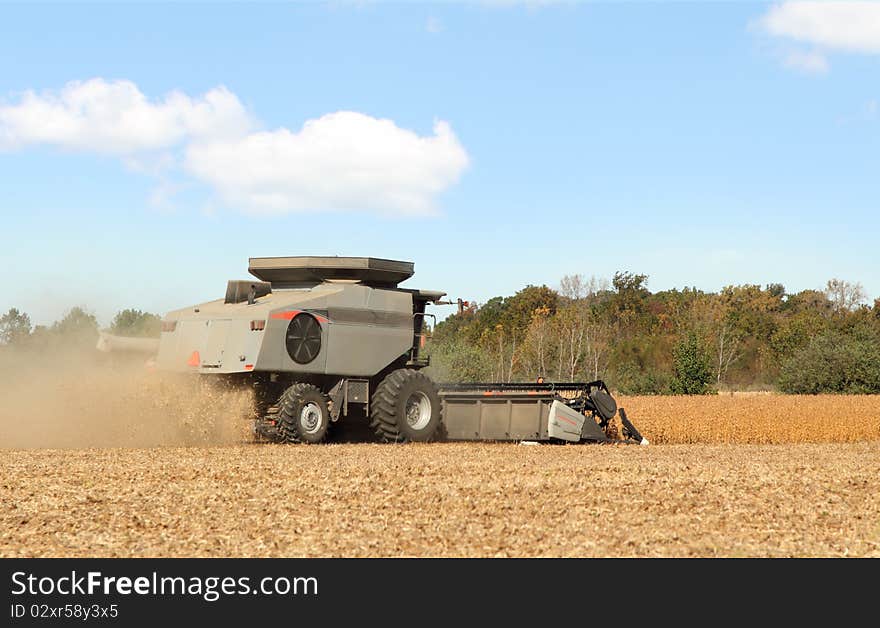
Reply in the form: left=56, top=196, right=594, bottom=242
left=187, top=351, right=200, bottom=367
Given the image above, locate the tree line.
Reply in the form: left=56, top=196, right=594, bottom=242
left=0, top=307, right=160, bottom=352
left=427, top=273, right=880, bottom=394
left=3, top=275, right=878, bottom=394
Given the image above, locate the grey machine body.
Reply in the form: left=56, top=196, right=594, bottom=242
left=136, top=255, right=647, bottom=445
left=157, top=256, right=442, bottom=378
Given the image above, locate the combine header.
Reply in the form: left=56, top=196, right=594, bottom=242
left=101, top=256, right=647, bottom=446
left=439, top=381, right=647, bottom=445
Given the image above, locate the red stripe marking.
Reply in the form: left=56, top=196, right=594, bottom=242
left=269, top=310, right=329, bottom=324
left=556, top=413, right=579, bottom=427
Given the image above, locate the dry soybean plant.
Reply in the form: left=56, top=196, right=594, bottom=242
left=619, top=394, right=880, bottom=444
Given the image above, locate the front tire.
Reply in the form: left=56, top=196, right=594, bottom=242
left=271, top=383, right=331, bottom=444
left=370, top=369, right=441, bottom=442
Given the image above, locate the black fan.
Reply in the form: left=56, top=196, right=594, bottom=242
left=286, top=313, right=322, bottom=364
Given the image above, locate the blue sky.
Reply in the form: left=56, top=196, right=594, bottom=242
left=0, top=1, right=878, bottom=326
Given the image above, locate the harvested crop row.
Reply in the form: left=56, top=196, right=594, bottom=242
left=2, top=442, right=878, bottom=558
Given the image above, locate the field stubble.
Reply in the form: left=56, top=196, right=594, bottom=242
left=1, top=356, right=878, bottom=557
left=1, top=442, right=878, bottom=557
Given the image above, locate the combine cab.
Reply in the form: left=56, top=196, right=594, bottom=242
left=102, top=256, right=647, bottom=445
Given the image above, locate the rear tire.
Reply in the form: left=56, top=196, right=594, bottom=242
left=271, top=383, right=331, bottom=444
left=370, top=369, right=441, bottom=442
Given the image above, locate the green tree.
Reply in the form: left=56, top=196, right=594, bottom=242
left=720, top=284, right=782, bottom=340
left=110, top=309, right=161, bottom=337
left=768, top=310, right=828, bottom=363
left=426, top=338, right=492, bottom=382
left=51, top=307, right=99, bottom=347
left=606, top=271, right=654, bottom=337
left=669, top=333, right=713, bottom=395
left=611, top=271, right=649, bottom=318
left=474, top=296, right=508, bottom=339
left=0, top=308, right=32, bottom=345
left=501, top=285, right=558, bottom=338
left=765, top=283, right=786, bottom=299
left=611, top=361, right=670, bottom=395
left=778, top=327, right=880, bottom=394
left=519, top=305, right=554, bottom=379
left=690, top=293, right=744, bottom=386
left=432, top=273, right=876, bottom=393
left=784, top=289, right=833, bottom=318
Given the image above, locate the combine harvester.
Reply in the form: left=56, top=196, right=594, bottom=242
left=102, top=256, right=647, bottom=446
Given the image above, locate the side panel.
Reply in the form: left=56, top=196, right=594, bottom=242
left=281, top=312, right=328, bottom=374
left=157, top=319, right=209, bottom=372
left=157, top=318, right=263, bottom=373
left=252, top=289, right=338, bottom=373
left=211, top=319, right=264, bottom=372
left=201, top=320, right=231, bottom=366
left=323, top=286, right=413, bottom=376
left=157, top=283, right=414, bottom=377
left=547, top=401, right=586, bottom=442
left=253, top=319, right=287, bottom=371
left=440, top=395, right=550, bottom=441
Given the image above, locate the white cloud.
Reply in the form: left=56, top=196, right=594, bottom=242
left=782, top=49, right=830, bottom=74
left=758, top=2, right=880, bottom=53
left=185, top=112, right=469, bottom=216
left=756, top=2, right=880, bottom=72
left=0, top=78, right=253, bottom=154
left=0, top=79, right=469, bottom=216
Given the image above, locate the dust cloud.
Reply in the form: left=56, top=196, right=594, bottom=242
left=0, top=347, right=256, bottom=449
